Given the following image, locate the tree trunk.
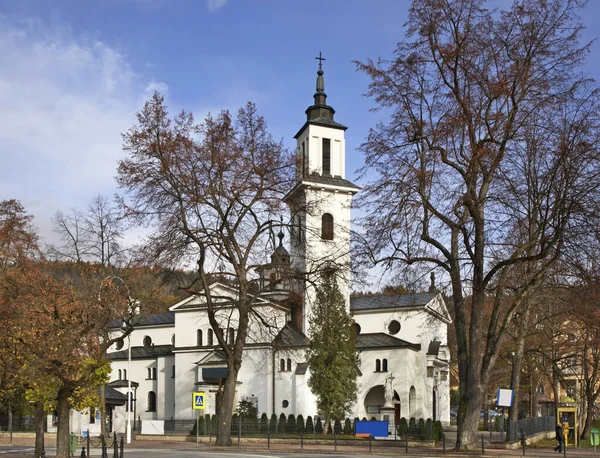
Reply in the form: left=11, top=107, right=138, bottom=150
left=456, top=393, right=482, bottom=450
left=34, top=401, right=45, bottom=458
left=215, top=366, right=239, bottom=445
left=99, top=385, right=106, bottom=438
left=56, top=385, right=72, bottom=458
left=8, top=404, right=12, bottom=444
left=509, top=328, right=525, bottom=424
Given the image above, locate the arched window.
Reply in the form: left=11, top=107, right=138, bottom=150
left=171, top=334, right=175, bottom=346
left=115, top=339, right=124, bottom=350
left=147, top=368, right=151, bottom=379
left=118, top=369, right=122, bottom=380
left=280, top=359, right=286, bottom=371
left=321, top=213, right=334, bottom=240
left=147, top=391, right=156, bottom=412
left=123, top=369, right=127, bottom=380
left=197, top=329, right=203, bottom=347
left=375, top=359, right=381, bottom=372
left=287, top=358, right=292, bottom=371
left=382, top=359, right=388, bottom=372
left=152, top=367, right=157, bottom=380
left=207, top=329, right=214, bottom=346
left=228, top=328, right=235, bottom=346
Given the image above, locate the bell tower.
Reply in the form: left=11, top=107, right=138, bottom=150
left=283, top=54, right=359, bottom=334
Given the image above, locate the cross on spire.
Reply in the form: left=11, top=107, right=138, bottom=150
left=315, top=52, right=326, bottom=70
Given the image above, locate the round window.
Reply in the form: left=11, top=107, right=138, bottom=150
left=282, top=400, right=289, bottom=408
left=354, top=322, right=361, bottom=335
left=115, top=339, right=124, bottom=350
left=143, top=336, right=152, bottom=347
left=388, top=320, right=401, bottom=335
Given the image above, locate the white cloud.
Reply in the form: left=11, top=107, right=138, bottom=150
left=207, top=0, right=228, bottom=13
left=0, top=15, right=168, bottom=245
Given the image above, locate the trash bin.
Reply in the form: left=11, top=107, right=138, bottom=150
left=591, top=428, right=600, bottom=449
left=69, top=433, right=77, bottom=454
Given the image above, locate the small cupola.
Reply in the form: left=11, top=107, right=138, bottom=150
left=305, top=52, right=336, bottom=123
left=271, top=228, right=290, bottom=265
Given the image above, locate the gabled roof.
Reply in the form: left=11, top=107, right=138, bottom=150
left=356, top=333, right=421, bottom=351
left=195, top=350, right=227, bottom=366
left=104, top=387, right=128, bottom=405
left=169, top=282, right=288, bottom=312
left=351, top=292, right=437, bottom=311
left=108, top=344, right=173, bottom=360
left=108, top=311, right=174, bottom=330
left=273, top=324, right=310, bottom=349
left=107, top=379, right=139, bottom=389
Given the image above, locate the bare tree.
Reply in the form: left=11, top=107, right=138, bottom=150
left=355, top=0, right=600, bottom=449
left=49, top=194, right=124, bottom=266
left=117, top=93, right=292, bottom=445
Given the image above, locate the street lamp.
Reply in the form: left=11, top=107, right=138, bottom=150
left=121, top=322, right=132, bottom=444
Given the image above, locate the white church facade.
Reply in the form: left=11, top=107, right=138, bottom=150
left=98, top=62, right=451, bottom=436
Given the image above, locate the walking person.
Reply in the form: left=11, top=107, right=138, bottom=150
left=555, top=423, right=564, bottom=453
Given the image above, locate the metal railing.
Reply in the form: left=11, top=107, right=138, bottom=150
left=508, top=416, right=555, bottom=442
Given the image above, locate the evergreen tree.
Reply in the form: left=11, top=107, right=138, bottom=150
left=286, top=414, right=296, bottom=433
left=305, top=416, right=314, bottom=434
left=278, top=413, right=287, bottom=433
left=307, top=275, right=359, bottom=434
left=259, top=413, right=269, bottom=433
left=296, top=414, right=305, bottom=433
left=315, top=417, right=323, bottom=434
left=343, top=418, right=352, bottom=435
left=269, top=413, right=277, bottom=433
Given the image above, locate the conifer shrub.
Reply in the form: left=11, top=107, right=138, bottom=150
left=334, top=419, right=342, bottom=434
left=398, top=417, right=408, bottom=437
left=259, top=413, right=268, bottom=433
left=278, top=413, right=287, bottom=433
left=425, top=418, right=433, bottom=440
left=409, top=417, right=417, bottom=435
left=269, top=413, right=277, bottom=433
left=287, top=414, right=296, bottom=433
left=418, top=418, right=425, bottom=436
left=433, top=420, right=444, bottom=441
left=296, top=415, right=305, bottom=433
left=344, top=418, right=352, bottom=435
left=315, top=417, right=323, bottom=434
left=305, top=416, right=314, bottom=434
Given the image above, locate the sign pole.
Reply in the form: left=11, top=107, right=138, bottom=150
left=196, top=411, right=199, bottom=445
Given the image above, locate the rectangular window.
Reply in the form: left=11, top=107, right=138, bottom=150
left=302, top=141, right=306, bottom=176
left=322, top=138, right=331, bottom=175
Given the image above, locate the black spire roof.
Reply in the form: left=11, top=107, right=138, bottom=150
left=295, top=53, right=347, bottom=139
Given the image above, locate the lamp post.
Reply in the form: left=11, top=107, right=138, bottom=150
left=121, top=323, right=132, bottom=444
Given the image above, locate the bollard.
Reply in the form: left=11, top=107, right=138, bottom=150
left=119, top=436, right=124, bottom=458
left=301, top=427, right=304, bottom=450
left=521, top=428, right=526, bottom=456
left=87, top=430, right=90, bottom=458
left=368, top=434, right=372, bottom=452
left=334, top=430, right=337, bottom=451
left=443, top=433, right=446, bottom=454
left=267, top=427, right=270, bottom=450
left=113, top=432, right=118, bottom=458
left=481, top=435, right=485, bottom=454
left=405, top=433, right=408, bottom=453
left=102, top=441, right=108, bottom=458
left=80, top=447, right=86, bottom=458
left=42, top=453, right=46, bottom=458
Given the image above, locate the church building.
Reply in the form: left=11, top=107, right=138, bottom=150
left=96, top=61, right=451, bottom=436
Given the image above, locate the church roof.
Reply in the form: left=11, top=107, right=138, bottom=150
left=108, top=311, right=174, bottom=330
left=427, top=339, right=441, bottom=356
left=108, top=344, right=173, bottom=360
left=356, top=333, right=421, bottom=351
left=350, top=292, right=437, bottom=311
left=272, top=323, right=310, bottom=348
left=107, top=379, right=139, bottom=389
left=293, top=116, right=348, bottom=139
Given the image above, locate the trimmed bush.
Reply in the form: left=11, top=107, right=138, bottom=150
left=287, top=414, right=296, bottom=433
left=327, top=420, right=333, bottom=434
left=278, top=413, right=287, bottom=433
left=433, top=420, right=444, bottom=441
left=398, top=417, right=408, bottom=437
left=425, top=418, right=433, bottom=440
left=418, top=418, right=425, bottom=435
left=334, top=419, right=342, bottom=434
left=344, top=418, right=352, bottom=435
left=305, top=416, right=314, bottom=434
left=315, top=417, right=323, bottom=434
left=269, top=413, right=277, bottom=433
left=259, top=413, right=268, bottom=433
left=296, top=415, right=305, bottom=433
left=409, top=417, right=417, bottom=435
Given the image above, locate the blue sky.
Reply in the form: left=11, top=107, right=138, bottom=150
left=1, top=0, right=599, bottom=261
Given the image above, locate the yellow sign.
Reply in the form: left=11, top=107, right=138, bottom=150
left=192, top=392, right=205, bottom=410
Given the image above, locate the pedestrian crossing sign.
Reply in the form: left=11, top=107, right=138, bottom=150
left=192, top=392, right=205, bottom=410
